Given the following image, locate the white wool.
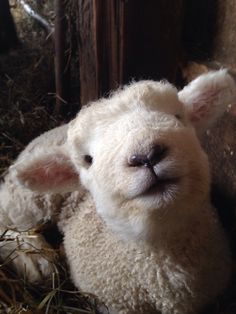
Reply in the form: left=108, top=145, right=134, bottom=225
left=0, top=70, right=235, bottom=313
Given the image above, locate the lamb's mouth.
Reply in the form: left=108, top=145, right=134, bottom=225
left=142, top=177, right=180, bottom=196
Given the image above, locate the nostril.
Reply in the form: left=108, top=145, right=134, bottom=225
left=148, top=145, right=168, bottom=166
left=128, top=154, right=150, bottom=167
left=128, top=145, right=168, bottom=168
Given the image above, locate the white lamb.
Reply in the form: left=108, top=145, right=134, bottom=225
left=0, top=70, right=235, bottom=313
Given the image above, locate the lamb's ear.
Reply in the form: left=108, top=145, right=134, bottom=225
left=178, top=69, right=236, bottom=135
left=11, top=146, right=79, bottom=193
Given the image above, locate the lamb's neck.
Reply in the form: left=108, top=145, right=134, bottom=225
left=141, top=210, right=225, bottom=269
left=99, top=199, right=216, bottom=249
left=146, top=202, right=217, bottom=247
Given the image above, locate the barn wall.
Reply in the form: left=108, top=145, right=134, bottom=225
left=122, top=0, right=183, bottom=84
left=75, top=0, right=236, bottom=105
left=76, top=0, right=183, bottom=106
left=213, top=0, right=236, bottom=71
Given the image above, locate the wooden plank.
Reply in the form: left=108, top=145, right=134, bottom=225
left=77, top=0, right=125, bottom=104
left=77, top=0, right=98, bottom=106
left=93, top=0, right=124, bottom=93
left=106, top=0, right=125, bottom=89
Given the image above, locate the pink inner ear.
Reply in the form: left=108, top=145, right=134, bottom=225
left=18, top=154, right=78, bottom=191
left=32, top=161, right=77, bottom=186
left=189, top=89, right=219, bottom=123
left=190, top=104, right=210, bottom=122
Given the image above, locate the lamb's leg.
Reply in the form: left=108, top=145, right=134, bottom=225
left=0, top=177, right=62, bottom=282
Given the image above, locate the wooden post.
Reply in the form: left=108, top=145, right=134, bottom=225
left=76, top=0, right=126, bottom=106
left=93, top=0, right=126, bottom=93
left=0, top=0, right=19, bottom=53
left=76, top=0, right=99, bottom=106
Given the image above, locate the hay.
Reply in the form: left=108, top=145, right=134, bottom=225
left=0, top=227, right=99, bottom=313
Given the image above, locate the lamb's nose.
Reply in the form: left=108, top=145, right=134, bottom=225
left=128, top=145, right=167, bottom=167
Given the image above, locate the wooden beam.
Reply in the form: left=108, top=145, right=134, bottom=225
left=76, top=0, right=98, bottom=106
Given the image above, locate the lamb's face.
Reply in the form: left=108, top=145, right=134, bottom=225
left=68, top=81, right=210, bottom=238
left=13, top=71, right=236, bottom=239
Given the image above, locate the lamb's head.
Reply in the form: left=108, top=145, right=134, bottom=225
left=13, top=70, right=236, bottom=241
left=65, top=70, right=236, bottom=240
